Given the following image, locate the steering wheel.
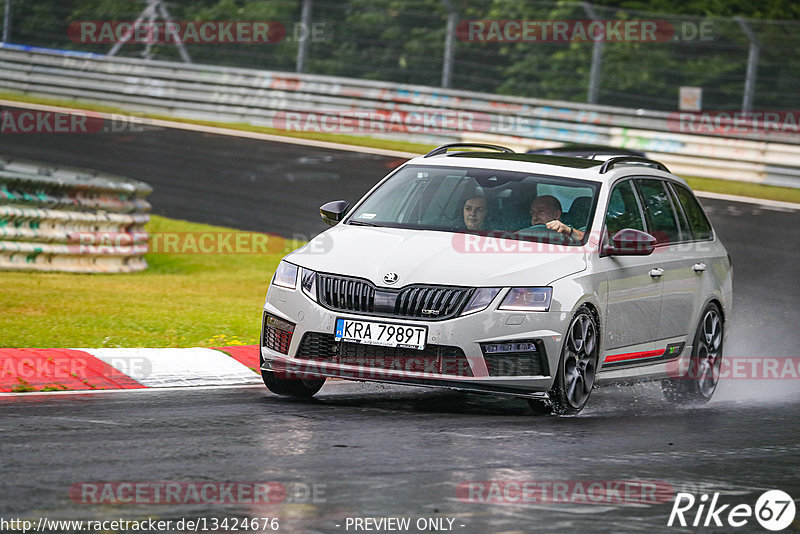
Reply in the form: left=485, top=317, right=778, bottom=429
left=514, top=224, right=575, bottom=245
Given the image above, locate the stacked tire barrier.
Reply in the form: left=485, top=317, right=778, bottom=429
left=0, top=156, right=151, bottom=273
left=0, top=44, right=799, bottom=187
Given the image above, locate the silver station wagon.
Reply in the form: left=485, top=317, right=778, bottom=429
left=260, top=143, right=732, bottom=415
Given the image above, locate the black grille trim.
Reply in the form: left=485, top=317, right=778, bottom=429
left=261, top=312, right=294, bottom=355
left=480, top=339, right=549, bottom=377
left=316, top=273, right=473, bottom=321
left=295, top=332, right=473, bottom=377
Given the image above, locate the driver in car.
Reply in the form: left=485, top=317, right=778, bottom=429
left=522, top=195, right=584, bottom=240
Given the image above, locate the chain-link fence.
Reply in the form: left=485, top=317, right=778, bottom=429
left=2, top=0, right=798, bottom=112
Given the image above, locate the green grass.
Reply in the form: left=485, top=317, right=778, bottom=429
left=2, top=92, right=799, bottom=204
left=0, top=216, right=298, bottom=348
left=684, top=176, right=800, bottom=204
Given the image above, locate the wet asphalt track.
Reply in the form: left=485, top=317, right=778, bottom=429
left=1, top=385, right=799, bottom=533
left=1, top=114, right=799, bottom=533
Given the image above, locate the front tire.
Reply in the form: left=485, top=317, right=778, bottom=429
left=661, top=303, right=723, bottom=404
left=261, top=369, right=325, bottom=398
left=529, top=306, right=599, bottom=415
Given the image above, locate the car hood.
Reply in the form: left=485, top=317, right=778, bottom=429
left=287, top=225, right=587, bottom=287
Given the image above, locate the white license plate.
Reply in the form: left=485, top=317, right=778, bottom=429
left=335, top=318, right=427, bottom=350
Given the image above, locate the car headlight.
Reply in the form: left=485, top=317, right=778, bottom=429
left=461, top=288, right=501, bottom=315
left=272, top=261, right=298, bottom=289
left=300, top=268, right=317, bottom=301
left=498, top=287, right=553, bottom=312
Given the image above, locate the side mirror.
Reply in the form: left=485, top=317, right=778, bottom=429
left=602, top=228, right=656, bottom=256
left=320, top=200, right=350, bottom=227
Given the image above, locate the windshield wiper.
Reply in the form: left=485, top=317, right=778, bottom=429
left=348, top=220, right=383, bottom=227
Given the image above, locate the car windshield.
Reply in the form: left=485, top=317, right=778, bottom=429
left=346, top=164, right=599, bottom=245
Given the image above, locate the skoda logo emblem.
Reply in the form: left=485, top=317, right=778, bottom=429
left=383, top=272, right=399, bottom=285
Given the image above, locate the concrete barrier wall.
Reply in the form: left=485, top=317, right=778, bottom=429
left=0, top=44, right=798, bottom=188
left=0, top=155, right=151, bottom=273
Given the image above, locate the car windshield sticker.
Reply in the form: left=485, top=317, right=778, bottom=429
left=359, top=213, right=377, bottom=219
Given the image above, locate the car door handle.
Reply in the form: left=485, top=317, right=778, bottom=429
left=693, top=262, right=707, bottom=272
left=649, top=268, right=664, bottom=278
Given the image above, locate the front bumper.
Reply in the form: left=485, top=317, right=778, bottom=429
left=260, top=284, right=573, bottom=397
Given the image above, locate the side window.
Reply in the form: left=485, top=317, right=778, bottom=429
left=635, top=179, right=684, bottom=245
left=672, top=183, right=713, bottom=240
left=605, top=180, right=645, bottom=238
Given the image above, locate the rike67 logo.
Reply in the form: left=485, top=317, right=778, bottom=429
left=668, top=490, right=795, bottom=531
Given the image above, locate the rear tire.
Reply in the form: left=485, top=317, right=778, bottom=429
left=261, top=369, right=325, bottom=398
left=661, top=303, right=723, bottom=405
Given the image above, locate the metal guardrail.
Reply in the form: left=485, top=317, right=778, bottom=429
left=0, top=155, right=151, bottom=273
left=0, top=44, right=799, bottom=188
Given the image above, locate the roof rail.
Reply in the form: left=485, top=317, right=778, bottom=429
left=424, top=143, right=514, bottom=158
left=599, top=156, right=670, bottom=174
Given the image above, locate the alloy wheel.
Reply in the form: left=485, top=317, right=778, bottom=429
left=563, top=312, right=598, bottom=409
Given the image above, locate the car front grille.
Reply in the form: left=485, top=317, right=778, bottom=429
left=317, top=273, right=473, bottom=321
left=295, top=332, right=474, bottom=377
left=395, top=286, right=471, bottom=319
left=318, top=274, right=375, bottom=313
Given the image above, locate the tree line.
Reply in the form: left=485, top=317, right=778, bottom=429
left=6, top=0, right=799, bottom=110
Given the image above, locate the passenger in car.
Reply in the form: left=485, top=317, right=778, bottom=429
left=524, top=195, right=585, bottom=240
left=462, top=195, right=489, bottom=231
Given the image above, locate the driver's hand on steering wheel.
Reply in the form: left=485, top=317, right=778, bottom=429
left=546, top=219, right=583, bottom=240
left=545, top=219, right=570, bottom=234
